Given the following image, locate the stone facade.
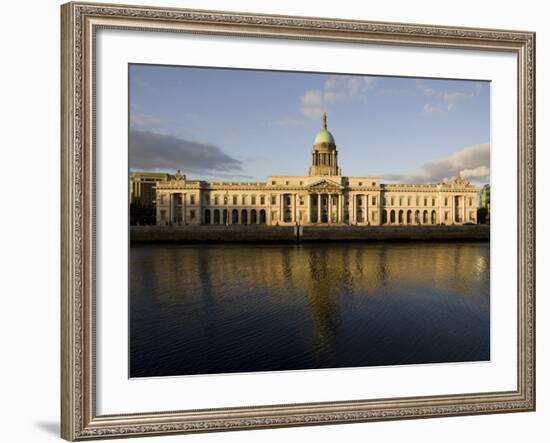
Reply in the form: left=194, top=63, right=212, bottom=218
left=154, top=113, right=479, bottom=227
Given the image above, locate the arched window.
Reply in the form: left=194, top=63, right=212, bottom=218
left=431, top=210, right=437, bottom=224
left=407, top=210, right=412, bottom=224
left=390, top=210, right=396, bottom=224
left=251, top=209, right=257, bottom=224
left=231, top=209, right=238, bottom=224
left=213, top=209, right=220, bottom=224
left=423, top=210, right=429, bottom=224
left=398, top=210, right=404, bottom=224
left=259, top=209, right=266, bottom=224
left=241, top=210, right=248, bottom=225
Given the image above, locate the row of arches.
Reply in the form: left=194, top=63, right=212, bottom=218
left=382, top=209, right=438, bottom=225
left=204, top=209, right=267, bottom=225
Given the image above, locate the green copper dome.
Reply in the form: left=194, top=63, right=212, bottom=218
left=314, top=128, right=335, bottom=145
left=313, top=112, right=336, bottom=146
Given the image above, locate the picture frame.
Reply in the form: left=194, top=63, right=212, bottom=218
left=61, top=1, right=536, bottom=440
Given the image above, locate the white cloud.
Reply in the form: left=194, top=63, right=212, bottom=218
left=459, top=165, right=490, bottom=179
left=442, top=91, right=473, bottom=111
left=300, top=76, right=374, bottom=118
left=300, top=89, right=324, bottom=118
left=417, top=82, right=473, bottom=115
left=382, top=143, right=490, bottom=184
left=422, top=103, right=444, bottom=115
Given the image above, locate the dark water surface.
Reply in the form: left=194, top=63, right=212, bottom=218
left=130, top=242, right=490, bottom=377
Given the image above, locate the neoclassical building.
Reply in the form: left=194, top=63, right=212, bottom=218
left=154, top=113, right=479, bottom=226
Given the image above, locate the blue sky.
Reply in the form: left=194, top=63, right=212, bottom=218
left=129, top=64, right=490, bottom=185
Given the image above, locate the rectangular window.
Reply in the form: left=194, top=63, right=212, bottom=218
left=271, top=195, right=276, bottom=205
left=272, top=181, right=277, bottom=185
left=232, top=196, right=237, bottom=205
left=416, top=196, right=420, bottom=206
left=391, top=197, right=394, bottom=206
left=190, top=210, right=196, bottom=220
left=399, top=197, right=403, bottom=206
left=432, top=198, right=436, bottom=206
left=424, top=197, right=428, bottom=206
left=372, top=196, right=377, bottom=206
left=445, top=197, right=448, bottom=206
left=286, top=196, right=291, bottom=205
left=160, top=195, right=165, bottom=205
left=407, top=196, right=411, bottom=206
left=445, top=211, right=449, bottom=221
left=190, top=195, right=195, bottom=205
left=214, top=196, right=219, bottom=205
left=205, top=195, right=210, bottom=204
left=358, top=181, right=363, bottom=186
left=251, top=196, right=256, bottom=205
left=260, top=195, right=265, bottom=205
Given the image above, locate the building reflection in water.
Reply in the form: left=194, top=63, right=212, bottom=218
left=130, top=241, right=490, bottom=377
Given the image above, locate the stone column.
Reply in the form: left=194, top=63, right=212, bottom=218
left=280, top=193, right=284, bottom=222
left=462, top=195, right=467, bottom=224
left=328, top=195, right=332, bottom=223
left=451, top=194, right=456, bottom=224
left=350, top=194, right=357, bottom=225
left=317, top=194, right=321, bottom=223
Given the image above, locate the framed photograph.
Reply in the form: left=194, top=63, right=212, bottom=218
left=61, top=1, right=536, bottom=440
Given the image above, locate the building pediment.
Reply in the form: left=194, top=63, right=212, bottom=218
left=307, top=179, right=343, bottom=192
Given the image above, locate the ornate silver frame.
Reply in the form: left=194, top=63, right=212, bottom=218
left=61, top=2, right=536, bottom=440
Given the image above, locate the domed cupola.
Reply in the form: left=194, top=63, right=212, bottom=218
left=309, top=112, right=340, bottom=176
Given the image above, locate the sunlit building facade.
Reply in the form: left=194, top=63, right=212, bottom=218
left=154, top=113, right=479, bottom=226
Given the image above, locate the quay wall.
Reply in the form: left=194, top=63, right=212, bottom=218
left=130, top=225, right=490, bottom=243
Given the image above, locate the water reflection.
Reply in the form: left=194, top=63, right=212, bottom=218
left=130, top=242, right=490, bottom=377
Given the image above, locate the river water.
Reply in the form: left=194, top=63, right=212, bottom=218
left=130, top=241, right=490, bottom=377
